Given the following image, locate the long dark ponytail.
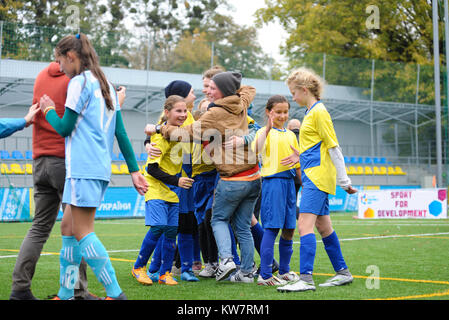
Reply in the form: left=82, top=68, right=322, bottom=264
left=55, top=33, right=114, bottom=110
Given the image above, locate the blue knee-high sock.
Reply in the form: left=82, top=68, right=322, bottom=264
left=260, top=228, right=278, bottom=280
left=229, top=224, right=241, bottom=265
left=79, top=232, right=121, bottom=298
left=160, top=235, right=177, bottom=275
left=135, top=227, right=163, bottom=269
left=322, top=231, right=348, bottom=272
left=148, top=236, right=163, bottom=273
left=57, top=236, right=82, bottom=300
left=193, top=232, right=201, bottom=262
left=250, top=222, right=264, bottom=255
left=300, top=233, right=316, bottom=276
left=178, top=233, right=193, bottom=273
left=278, top=236, right=294, bottom=275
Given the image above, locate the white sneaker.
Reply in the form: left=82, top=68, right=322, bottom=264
left=319, top=274, right=353, bottom=287
left=278, top=271, right=300, bottom=282
left=215, top=257, right=236, bottom=281
left=277, top=279, right=316, bottom=292
left=257, top=275, right=287, bottom=286
left=230, top=270, right=254, bottom=283
left=199, top=263, right=217, bottom=278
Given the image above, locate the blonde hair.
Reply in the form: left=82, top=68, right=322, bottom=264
left=286, top=67, right=324, bottom=100
left=202, top=65, right=225, bottom=79
left=159, top=95, right=185, bottom=124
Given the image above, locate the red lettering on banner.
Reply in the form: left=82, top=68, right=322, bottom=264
left=391, top=191, right=412, bottom=199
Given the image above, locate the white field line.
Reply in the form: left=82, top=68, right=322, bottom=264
left=1, top=232, right=449, bottom=259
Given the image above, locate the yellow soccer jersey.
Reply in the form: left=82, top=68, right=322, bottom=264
left=252, top=126, right=300, bottom=177
left=144, top=133, right=183, bottom=202
left=299, top=101, right=338, bottom=195
left=191, top=111, right=216, bottom=177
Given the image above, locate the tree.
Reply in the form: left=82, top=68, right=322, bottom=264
left=171, top=31, right=214, bottom=74
left=256, top=0, right=440, bottom=65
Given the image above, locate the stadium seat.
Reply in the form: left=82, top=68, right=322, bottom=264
left=111, top=164, right=121, bottom=175
left=344, top=156, right=350, bottom=164
left=364, top=157, right=373, bottom=164
left=364, top=166, right=373, bottom=175
left=379, top=166, right=387, bottom=175
left=11, top=150, right=24, bottom=160
left=25, top=163, right=32, bottom=175
left=118, top=153, right=125, bottom=161
left=349, top=157, right=358, bottom=164
left=119, top=164, right=129, bottom=174
left=0, top=150, right=11, bottom=160
left=1, top=163, right=12, bottom=174
left=387, top=166, right=396, bottom=175
left=373, top=166, right=381, bottom=175
left=25, top=150, right=33, bottom=160
left=111, top=153, right=119, bottom=161
left=356, top=166, right=364, bottom=175
left=395, top=166, right=406, bottom=175
left=10, top=163, right=24, bottom=174
left=348, top=166, right=358, bottom=175
left=140, top=164, right=147, bottom=174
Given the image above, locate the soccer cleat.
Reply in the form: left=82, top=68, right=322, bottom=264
left=76, top=292, right=102, bottom=300
left=132, top=267, right=153, bottom=285
left=181, top=270, right=199, bottom=282
left=105, top=292, right=127, bottom=300
left=230, top=270, right=254, bottom=283
left=199, top=263, right=217, bottom=278
left=278, top=271, right=300, bottom=283
left=257, top=275, right=287, bottom=286
left=215, top=257, right=236, bottom=281
left=319, top=274, right=354, bottom=287
left=277, top=279, right=316, bottom=293
left=51, top=295, right=75, bottom=300
left=159, top=271, right=178, bottom=285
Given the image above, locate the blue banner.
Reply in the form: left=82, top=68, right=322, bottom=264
left=1, top=185, right=421, bottom=222
left=56, top=187, right=146, bottom=219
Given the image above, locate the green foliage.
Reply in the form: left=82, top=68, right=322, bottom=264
left=1, top=0, right=272, bottom=78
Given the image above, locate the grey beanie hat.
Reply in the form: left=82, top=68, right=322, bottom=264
left=211, top=71, right=242, bottom=97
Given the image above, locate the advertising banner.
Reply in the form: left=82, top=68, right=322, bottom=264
left=358, top=188, right=447, bottom=219
left=0, top=187, right=32, bottom=222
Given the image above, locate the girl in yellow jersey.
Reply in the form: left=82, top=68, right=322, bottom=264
left=252, top=95, right=301, bottom=286
left=132, top=95, right=194, bottom=286
left=278, top=68, right=357, bottom=293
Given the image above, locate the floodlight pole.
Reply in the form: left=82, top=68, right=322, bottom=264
left=0, top=21, right=3, bottom=80
left=145, top=34, right=151, bottom=124
left=433, top=0, right=443, bottom=187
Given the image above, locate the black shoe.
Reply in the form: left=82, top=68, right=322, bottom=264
left=9, top=289, right=39, bottom=300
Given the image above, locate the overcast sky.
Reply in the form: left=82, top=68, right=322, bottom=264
left=222, top=0, right=288, bottom=65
